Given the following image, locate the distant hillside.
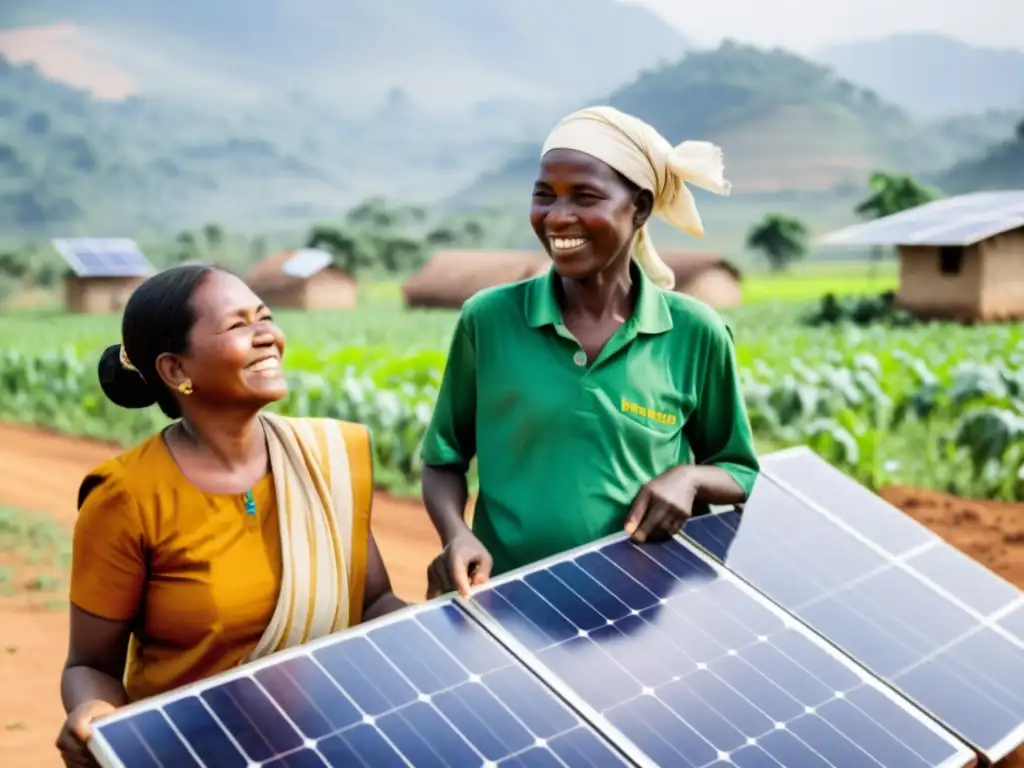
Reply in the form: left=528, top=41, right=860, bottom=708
left=0, top=56, right=523, bottom=239
left=936, top=132, right=1024, bottom=194
left=0, top=0, right=691, bottom=241
left=456, top=42, right=997, bottom=208
left=818, top=34, right=1024, bottom=118
left=0, top=0, right=687, bottom=112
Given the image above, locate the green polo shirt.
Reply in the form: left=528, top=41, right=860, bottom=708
left=420, top=264, right=759, bottom=576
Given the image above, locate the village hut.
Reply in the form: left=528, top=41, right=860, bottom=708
left=659, top=252, right=743, bottom=309
left=402, top=250, right=550, bottom=309
left=52, top=237, right=153, bottom=314
left=246, top=248, right=357, bottom=310
left=821, top=190, right=1024, bottom=321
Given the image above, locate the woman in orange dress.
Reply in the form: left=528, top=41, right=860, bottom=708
left=55, top=264, right=404, bottom=768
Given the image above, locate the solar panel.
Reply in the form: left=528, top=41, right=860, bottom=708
left=464, top=535, right=974, bottom=768
left=820, top=190, right=1024, bottom=247
left=51, top=238, right=154, bottom=278
left=89, top=602, right=632, bottom=768
left=684, top=446, right=1024, bottom=762
left=282, top=248, right=332, bottom=279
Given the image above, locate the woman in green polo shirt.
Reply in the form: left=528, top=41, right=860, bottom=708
left=421, top=106, right=760, bottom=597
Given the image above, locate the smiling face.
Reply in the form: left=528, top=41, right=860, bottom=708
left=154, top=270, right=288, bottom=409
left=530, top=149, right=653, bottom=280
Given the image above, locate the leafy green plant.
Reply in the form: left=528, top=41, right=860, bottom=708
left=1, top=300, right=1022, bottom=500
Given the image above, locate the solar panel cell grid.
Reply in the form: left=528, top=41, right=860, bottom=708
left=467, top=536, right=972, bottom=768
left=52, top=237, right=154, bottom=278
left=683, top=448, right=1024, bottom=760
left=91, top=603, right=629, bottom=768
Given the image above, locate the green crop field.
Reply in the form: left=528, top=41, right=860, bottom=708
left=1, top=263, right=1020, bottom=501
left=741, top=262, right=898, bottom=303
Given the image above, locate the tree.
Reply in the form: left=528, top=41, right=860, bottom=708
left=855, top=171, right=939, bottom=274
left=1016, top=117, right=1024, bottom=142
left=424, top=216, right=487, bottom=250
left=307, top=227, right=359, bottom=274
left=33, top=261, right=60, bottom=288
left=424, top=226, right=458, bottom=248
left=855, top=171, right=939, bottom=221
left=746, top=214, right=809, bottom=272
left=173, top=231, right=199, bottom=263
left=0, top=251, right=29, bottom=279
left=202, top=223, right=224, bottom=251
left=346, top=197, right=398, bottom=231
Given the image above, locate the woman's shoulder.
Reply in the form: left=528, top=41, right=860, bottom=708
left=76, top=432, right=168, bottom=510
left=459, top=276, right=534, bottom=324
left=661, top=289, right=734, bottom=343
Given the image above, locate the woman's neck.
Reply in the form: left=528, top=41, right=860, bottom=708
left=559, top=259, right=636, bottom=322
left=176, top=409, right=266, bottom=472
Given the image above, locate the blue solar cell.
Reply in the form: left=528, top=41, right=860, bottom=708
left=468, top=536, right=972, bottom=768
left=91, top=603, right=630, bottom=767
left=52, top=237, right=154, bottom=278
left=690, top=453, right=1024, bottom=761
left=683, top=510, right=740, bottom=560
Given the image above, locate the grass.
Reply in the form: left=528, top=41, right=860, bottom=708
left=742, top=261, right=898, bottom=303
left=0, top=505, right=71, bottom=607
left=0, top=260, right=899, bottom=354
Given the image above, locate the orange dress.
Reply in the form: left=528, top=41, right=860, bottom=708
left=68, top=420, right=373, bottom=702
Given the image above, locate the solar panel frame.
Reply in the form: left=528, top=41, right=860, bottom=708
left=51, top=237, right=155, bottom=278
left=281, top=248, right=333, bottom=280
left=684, top=445, right=1024, bottom=763
left=819, top=190, right=1024, bottom=247
left=88, top=597, right=636, bottom=768
left=459, top=533, right=976, bottom=768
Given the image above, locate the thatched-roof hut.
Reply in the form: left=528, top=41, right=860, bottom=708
left=402, top=250, right=550, bottom=309
left=660, top=252, right=743, bottom=309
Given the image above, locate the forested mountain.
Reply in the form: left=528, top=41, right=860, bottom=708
left=457, top=42, right=1011, bottom=207
left=0, top=1, right=687, bottom=111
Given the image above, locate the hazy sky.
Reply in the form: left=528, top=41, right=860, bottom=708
left=632, top=0, right=1024, bottom=53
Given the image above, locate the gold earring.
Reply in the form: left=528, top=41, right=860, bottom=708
left=177, top=379, right=193, bottom=395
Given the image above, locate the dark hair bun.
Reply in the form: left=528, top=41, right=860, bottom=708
left=97, top=344, right=157, bottom=409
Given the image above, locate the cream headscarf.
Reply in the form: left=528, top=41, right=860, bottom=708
left=541, top=106, right=731, bottom=290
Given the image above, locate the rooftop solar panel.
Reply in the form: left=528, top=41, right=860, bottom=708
left=282, top=248, right=332, bottom=280
left=89, top=602, right=632, bottom=768
left=684, top=446, right=1024, bottom=762
left=465, top=535, right=974, bottom=768
left=51, top=238, right=154, bottom=278
left=820, top=190, right=1024, bottom=247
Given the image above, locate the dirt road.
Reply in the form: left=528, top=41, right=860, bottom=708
left=1, top=423, right=1022, bottom=766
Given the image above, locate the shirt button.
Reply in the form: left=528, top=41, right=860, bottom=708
left=573, top=350, right=587, bottom=367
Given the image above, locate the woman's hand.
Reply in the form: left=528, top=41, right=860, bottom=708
left=426, top=530, right=493, bottom=599
left=625, top=465, right=699, bottom=543
left=56, top=699, right=117, bottom=767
